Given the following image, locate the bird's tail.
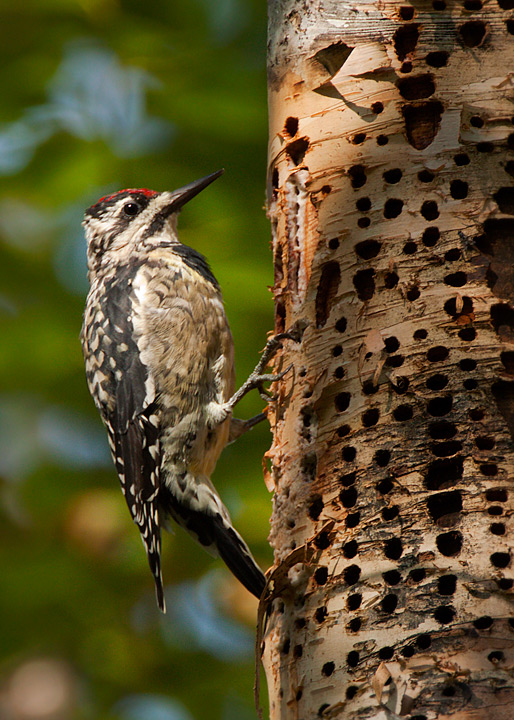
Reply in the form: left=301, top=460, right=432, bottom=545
left=159, top=476, right=266, bottom=599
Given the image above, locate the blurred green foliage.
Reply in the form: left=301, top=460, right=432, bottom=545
left=0, top=1, right=273, bottom=718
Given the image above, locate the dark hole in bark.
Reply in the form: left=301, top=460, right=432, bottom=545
left=275, top=299, right=286, bottom=332
left=421, top=200, right=440, bottom=220
left=416, top=633, right=431, bottom=648
left=480, top=463, right=498, bottom=476
left=425, top=456, right=463, bottom=490
left=429, top=421, right=457, bottom=440
left=414, top=329, right=428, bottom=339
left=490, top=523, right=505, bottom=535
left=315, top=531, right=331, bottom=550
left=284, top=116, right=299, bottom=137
left=343, top=446, right=356, bottom=461
left=402, top=101, right=443, bottom=150
left=465, top=0, right=483, bottom=7
left=384, top=570, right=402, bottom=586
left=384, top=336, right=400, bottom=353
left=338, top=424, right=351, bottom=437
left=459, top=20, right=487, bottom=46
left=384, top=537, right=403, bottom=559
left=444, top=271, right=467, bottom=287
left=490, top=552, right=510, bottom=568
left=488, top=651, right=505, bottom=663
left=358, top=217, right=370, bottom=228
left=426, top=373, right=448, bottom=390
left=335, top=317, right=347, bottom=333
left=347, top=593, right=362, bottom=610
left=444, top=296, right=473, bottom=317
left=380, top=594, right=398, bottom=613
left=384, top=198, right=404, bottom=218
left=308, top=496, right=324, bottom=520
left=347, top=651, right=359, bottom=667
left=346, top=512, right=361, bottom=528
left=314, top=41, right=353, bottom=75
left=438, top=574, right=457, bottom=595
left=474, top=616, right=493, bottom=629
left=427, top=490, right=462, bottom=522
left=322, top=661, right=335, bottom=676
left=398, top=74, right=435, bottom=100
left=402, top=646, right=415, bottom=657
left=272, top=167, right=279, bottom=189
left=286, top=137, right=309, bottom=166
left=477, top=141, right=494, bottom=151
left=460, top=358, right=477, bottom=371
left=427, top=396, right=452, bottom=417
left=340, top=487, right=358, bottom=508
left=328, top=237, right=340, bottom=249
left=499, top=578, right=513, bottom=589
left=375, top=449, right=391, bottom=466
left=378, top=646, right=395, bottom=659
left=426, top=51, right=448, bottom=67
left=348, top=164, right=367, bottom=188
left=470, top=115, right=484, bottom=128
left=377, top=478, right=394, bottom=494
left=332, top=345, right=343, bottom=357
left=486, top=488, right=507, bottom=502
left=352, top=133, right=366, bottom=144
left=442, top=686, right=456, bottom=697
left=377, top=134, right=389, bottom=145
left=450, top=180, right=468, bottom=199
left=430, top=440, right=462, bottom=457
left=403, top=241, right=417, bottom=254
left=356, top=239, right=381, bottom=259
left=393, top=404, right=413, bottom=421
left=344, top=565, right=361, bottom=585
left=436, top=530, right=463, bottom=556
left=488, top=506, right=503, bottom=516
left=314, top=567, right=328, bottom=585
left=494, top=187, right=514, bottom=214
left=407, top=286, right=420, bottom=301
left=455, top=153, right=470, bottom=166
left=385, top=271, right=399, bottom=288
left=492, top=381, right=514, bottom=442
left=393, top=23, right=420, bottom=60
left=315, top=606, right=327, bottom=622
left=348, top=617, right=361, bottom=632
left=476, top=436, right=494, bottom=450
left=356, top=197, right=371, bottom=212
left=353, top=268, right=375, bottom=301
left=362, top=408, right=380, bottom=426
left=343, top=540, right=358, bottom=558
left=459, top=327, right=476, bottom=341
left=340, top=471, right=356, bottom=487
left=505, top=160, right=514, bottom=177
left=433, top=0, right=446, bottom=7
left=335, top=392, right=351, bottom=412
left=372, top=101, right=384, bottom=114
left=346, top=686, right=358, bottom=700
left=281, top=638, right=290, bottom=654
left=382, top=505, right=399, bottom=521
left=384, top=168, right=402, bottom=183
left=400, top=5, right=415, bottom=18
left=418, top=169, right=435, bottom=183
left=422, top=226, right=440, bottom=246
left=410, top=568, right=426, bottom=583
left=434, top=605, right=456, bottom=623
left=315, top=261, right=341, bottom=328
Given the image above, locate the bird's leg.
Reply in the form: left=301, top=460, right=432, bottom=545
left=226, top=331, right=298, bottom=410
left=228, top=413, right=267, bottom=443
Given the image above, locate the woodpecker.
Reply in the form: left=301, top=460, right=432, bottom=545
left=81, top=171, right=289, bottom=612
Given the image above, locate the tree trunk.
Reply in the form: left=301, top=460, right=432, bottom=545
left=261, top=1, right=514, bottom=718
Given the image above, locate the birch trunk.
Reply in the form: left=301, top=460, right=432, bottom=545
left=261, top=1, right=514, bottom=718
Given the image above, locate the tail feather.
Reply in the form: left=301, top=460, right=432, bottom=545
left=159, top=485, right=266, bottom=599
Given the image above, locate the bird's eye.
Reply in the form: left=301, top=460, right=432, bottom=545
left=123, top=202, right=140, bottom=216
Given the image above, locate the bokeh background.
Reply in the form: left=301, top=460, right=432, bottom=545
left=0, top=2, right=273, bottom=718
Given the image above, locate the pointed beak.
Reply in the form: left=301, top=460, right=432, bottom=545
left=165, top=169, right=224, bottom=212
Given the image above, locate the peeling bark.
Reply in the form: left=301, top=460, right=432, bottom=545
left=262, top=0, right=514, bottom=718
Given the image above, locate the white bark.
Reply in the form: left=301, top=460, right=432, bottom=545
left=262, top=1, right=514, bottom=718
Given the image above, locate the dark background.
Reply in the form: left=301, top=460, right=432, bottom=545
left=0, top=2, right=273, bottom=718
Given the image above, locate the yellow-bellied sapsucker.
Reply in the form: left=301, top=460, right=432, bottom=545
left=81, top=171, right=289, bottom=612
